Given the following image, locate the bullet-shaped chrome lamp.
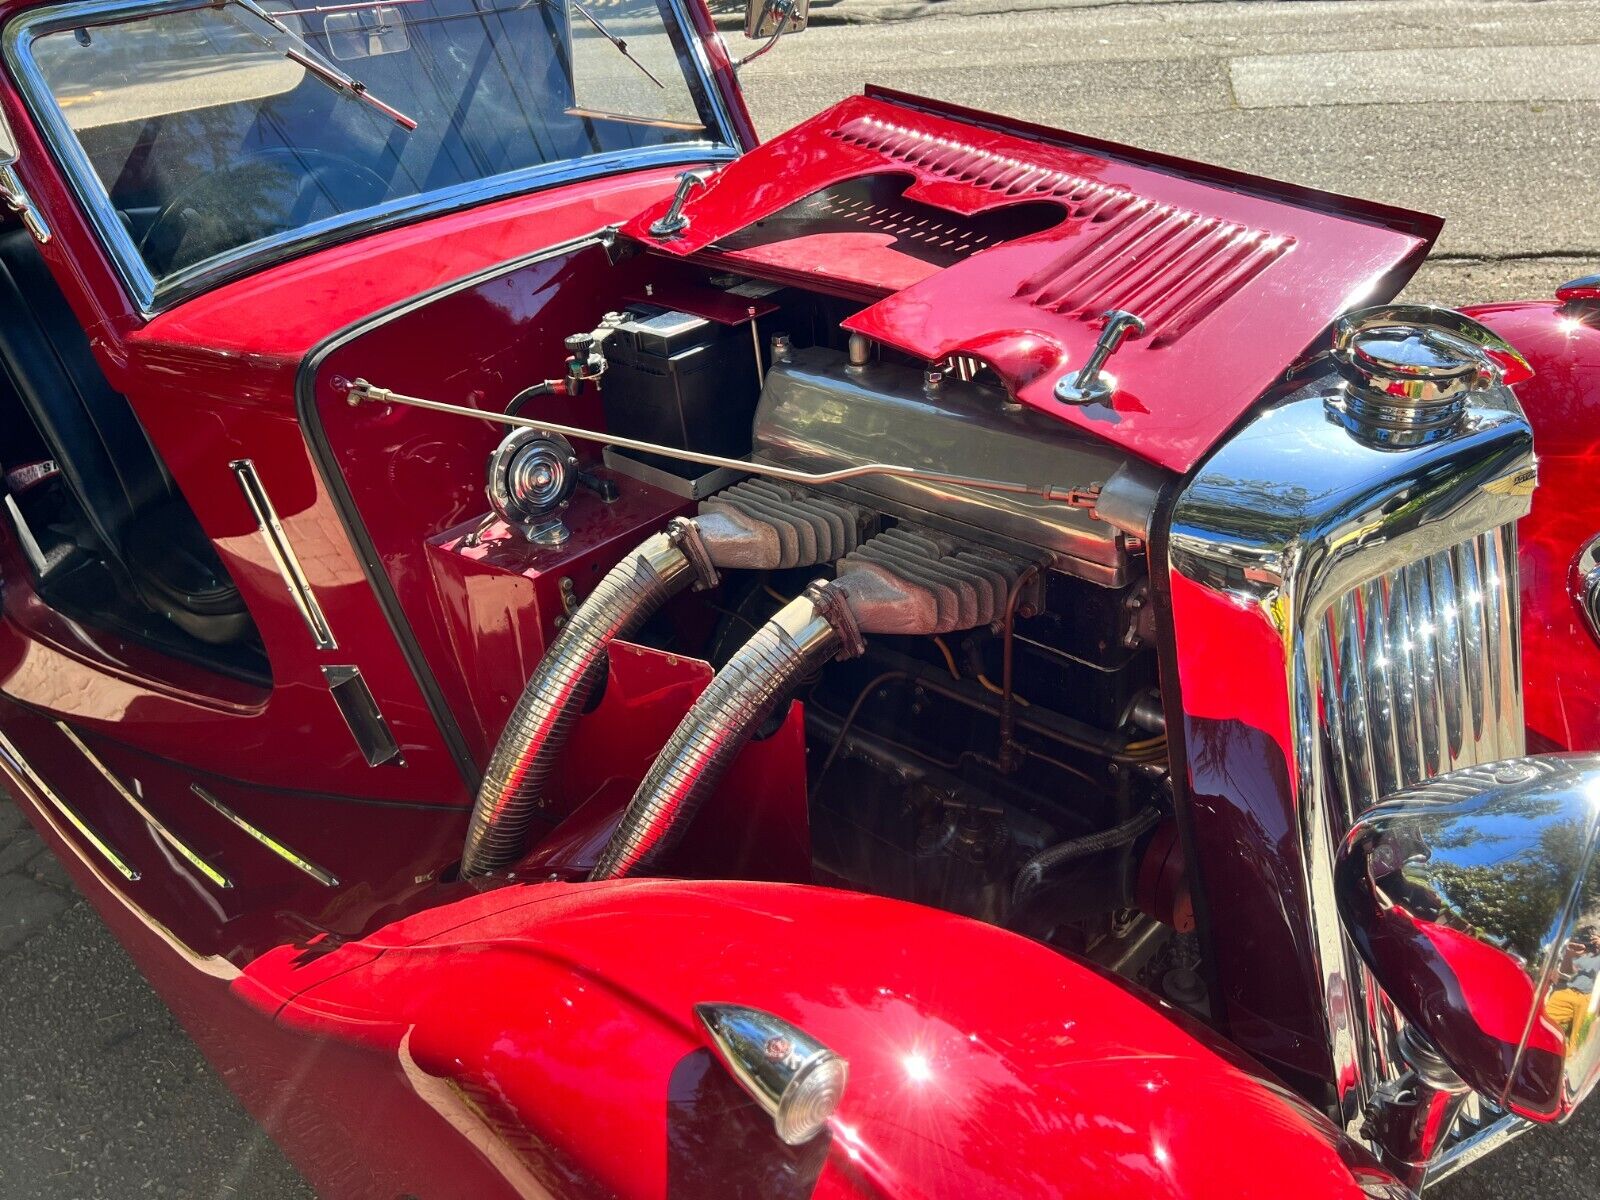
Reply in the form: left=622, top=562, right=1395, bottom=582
left=694, top=1003, right=848, bottom=1145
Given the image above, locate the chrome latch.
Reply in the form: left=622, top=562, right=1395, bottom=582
left=649, top=169, right=711, bottom=239
left=1054, top=310, right=1144, bottom=406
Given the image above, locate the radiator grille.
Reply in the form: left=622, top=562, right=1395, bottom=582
left=1316, top=524, right=1524, bottom=822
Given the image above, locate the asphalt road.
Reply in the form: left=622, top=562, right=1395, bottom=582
left=4, top=0, right=1600, bottom=1196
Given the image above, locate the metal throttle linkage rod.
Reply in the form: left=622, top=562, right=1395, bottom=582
left=341, top=379, right=1103, bottom=506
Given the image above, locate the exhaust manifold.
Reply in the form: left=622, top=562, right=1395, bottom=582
left=590, top=527, right=1038, bottom=880
left=461, top=482, right=870, bottom=878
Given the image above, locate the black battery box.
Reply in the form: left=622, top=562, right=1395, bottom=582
left=600, top=307, right=766, bottom=482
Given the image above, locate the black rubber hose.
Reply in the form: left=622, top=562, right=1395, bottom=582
left=1011, top=806, right=1162, bottom=908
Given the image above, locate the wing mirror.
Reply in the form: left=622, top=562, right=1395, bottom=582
left=0, top=109, right=49, bottom=244
left=738, top=0, right=808, bottom=69
left=1336, top=754, right=1600, bottom=1121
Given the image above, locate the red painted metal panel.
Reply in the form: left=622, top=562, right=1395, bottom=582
left=247, top=879, right=1400, bottom=1199
left=1466, top=299, right=1600, bottom=753
left=523, top=638, right=813, bottom=882
left=624, top=91, right=1439, bottom=472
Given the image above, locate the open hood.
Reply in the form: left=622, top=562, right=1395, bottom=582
left=623, top=88, right=1441, bottom=473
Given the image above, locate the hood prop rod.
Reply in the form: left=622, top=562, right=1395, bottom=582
left=341, top=379, right=1102, bottom=509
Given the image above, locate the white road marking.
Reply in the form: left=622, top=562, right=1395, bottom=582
left=1230, top=44, right=1600, bottom=109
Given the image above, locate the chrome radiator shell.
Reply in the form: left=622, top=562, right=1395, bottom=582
left=751, top=348, right=1145, bottom=585
left=1165, top=364, right=1535, bottom=1142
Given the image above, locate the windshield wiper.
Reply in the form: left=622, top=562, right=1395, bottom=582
left=230, top=0, right=418, bottom=130
left=568, top=0, right=664, bottom=89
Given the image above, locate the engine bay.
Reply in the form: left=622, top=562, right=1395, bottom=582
left=378, top=264, right=1204, bottom=1004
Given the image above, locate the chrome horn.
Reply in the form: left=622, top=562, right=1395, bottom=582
left=1335, top=754, right=1600, bottom=1123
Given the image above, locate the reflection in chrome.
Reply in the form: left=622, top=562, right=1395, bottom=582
left=0, top=161, right=52, bottom=244
left=694, top=1003, right=847, bottom=1145
left=230, top=458, right=337, bottom=651
left=1168, top=332, right=1536, bottom=1155
left=57, top=723, right=231, bottom=890
left=190, top=784, right=338, bottom=887
left=0, top=729, right=138, bottom=881
left=1575, top=533, right=1600, bottom=648
left=1337, top=754, right=1600, bottom=1124
left=1423, top=1111, right=1534, bottom=1186
left=647, top=168, right=711, bottom=238
left=1318, top=524, right=1524, bottom=820
left=1328, top=305, right=1532, bottom=447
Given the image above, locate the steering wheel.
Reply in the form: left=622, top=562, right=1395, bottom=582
left=139, top=148, right=390, bottom=276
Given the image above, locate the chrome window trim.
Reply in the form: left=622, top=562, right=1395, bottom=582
left=2, top=0, right=739, bottom=316
left=1166, top=364, right=1536, bottom=1141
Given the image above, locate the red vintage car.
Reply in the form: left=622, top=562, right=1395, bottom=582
left=1, top=0, right=1598, bottom=1193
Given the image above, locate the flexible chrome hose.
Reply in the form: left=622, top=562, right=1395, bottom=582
left=461, top=526, right=702, bottom=877
left=590, top=587, right=849, bottom=880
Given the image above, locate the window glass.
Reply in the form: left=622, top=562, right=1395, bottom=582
left=27, top=0, right=721, bottom=283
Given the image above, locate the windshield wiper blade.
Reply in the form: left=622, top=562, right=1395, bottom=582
left=231, top=0, right=418, bottom=130
left=569, top=0, right=664, bottom=89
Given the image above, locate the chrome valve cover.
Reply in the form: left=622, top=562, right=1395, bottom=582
left=751, top=347, right=1153, bottom=585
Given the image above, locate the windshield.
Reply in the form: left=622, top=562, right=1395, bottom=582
left=16, top=0, right=728, bottom=299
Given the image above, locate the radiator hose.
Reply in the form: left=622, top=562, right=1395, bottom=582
left=588, top=526, right=1036, bottom=881
left=461, top=520, right=712, bottom=877
left=589, top=584, right=856, bottom=881
left=1010, top=806, right=1162, bottom=908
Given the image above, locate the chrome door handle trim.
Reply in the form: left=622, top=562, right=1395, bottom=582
left=230, top=458, right=337, bottom=650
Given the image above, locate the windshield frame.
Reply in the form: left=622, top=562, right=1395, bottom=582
left=3, top=0, right=741, bottom=315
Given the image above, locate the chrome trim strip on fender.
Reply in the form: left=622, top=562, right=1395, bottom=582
left=0, top=729, right=139, bottom=881
left=190, top=783, right=338, bottom=886
left=57, top=723, right=231, bottom=889
left=1165, top=362, right=1535, bottom=1139
left=230, top=458, right=338, bottom=651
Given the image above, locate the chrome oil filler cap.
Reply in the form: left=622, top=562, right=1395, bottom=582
left=1327, top=304, right=1530, bottom=447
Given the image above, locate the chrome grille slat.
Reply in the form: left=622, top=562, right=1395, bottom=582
left=1453, top=536, right=1489, bottom=752
left=1363, top=576, right=1403, bottom=799
left=1319, top=527, right=1524, bottom=811
left=1427, top=549, right=1468, bottom=768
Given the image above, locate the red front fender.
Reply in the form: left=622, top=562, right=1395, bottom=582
left=238, top=880, right=1396, bottom=1199
left=1465, top=299, right=1600, bottom=752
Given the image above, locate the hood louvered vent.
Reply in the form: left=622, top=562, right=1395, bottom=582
left=829, top=116, right=1132, bottom=210
left=829, top=115, right=1294, bottom=347
left=1017, top=205, right=1294, bottom=346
